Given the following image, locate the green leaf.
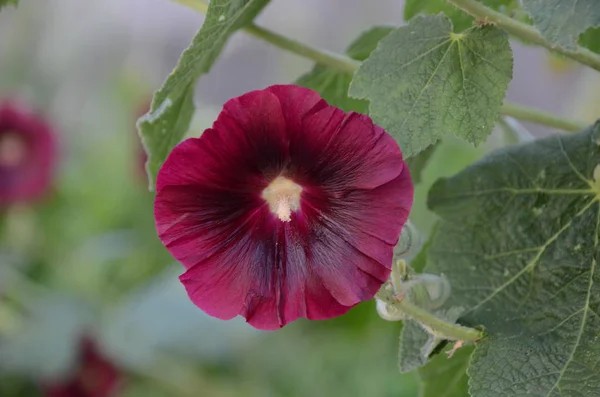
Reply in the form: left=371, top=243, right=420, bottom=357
left=580, top=26, right=600, bottom=54
left=296, top=26, right=393, bottom=114
left=398, top=307, right=463, bottom=373
left=344, top=26, right=395, bottom=61
left=427, top=121, right=600, bottom=396
left=406, top=143, right=440, bottom=185
left=523, top=0, right=600, bottom=50
left=410, top=224, right=437, bottom=273
left=404, top=0, right=520, bottom=32
left=418, top=345, right=473, bottom=397
left=349, top=15, right=513, bottom=158
left=404, top=0, right=473, bottom=31
left=0, top=0, right=18, bottom=10
left=399, top=320, right=436, bottom=373
left=296, top=68, right=368, bottom=114
left=138, top=0, right=271, bottom=190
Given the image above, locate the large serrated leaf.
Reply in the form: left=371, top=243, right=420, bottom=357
left=418, top=345, right=473, bottom=397
left=349, top=15, right=513, bottom=158
left=523, top=0, right=600, bottom=50
left=427, top=121, right=600, bottom=396
left=138, top=0, right=270, bottom=190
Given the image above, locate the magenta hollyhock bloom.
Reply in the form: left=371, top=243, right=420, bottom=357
left=42, top=338, right=121, bottom=397
left=0, top=101, right=57, bottom=205
left=155, top=85, right=413, bottom=330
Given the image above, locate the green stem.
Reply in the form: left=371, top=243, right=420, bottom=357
left=171, top=0, right=359, bottom=73
left=501, top=102, right=587, bottom=132
left=172, top=0, right=589, bottom=132
left=397, top=299, right=483, bottom=341
left=376, top=289, right=483, bottom=341
left=447, top=0, right=600, bottom=73
left=245, top=24, right=360, bottom=73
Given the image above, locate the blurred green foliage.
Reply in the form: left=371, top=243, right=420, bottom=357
left=0, top=3, right=492, bottom=396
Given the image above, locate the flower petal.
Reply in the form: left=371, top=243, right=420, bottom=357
left=265, top=84, right=326, bottom=135
left=290, top=107, right=404, bottom=191
left=156, top=89, right=288, bottom=194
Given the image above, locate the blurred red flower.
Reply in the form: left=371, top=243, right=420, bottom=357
left=42, top=338, right=121, bottom=397
left=0, top=102, right=57, bottom=205
left=155, top=85, right=413, bottom=330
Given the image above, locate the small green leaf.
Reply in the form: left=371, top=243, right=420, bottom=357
left=344, top=26, right=395, bottom=61
left=580, top=26, right=600, bottom=54
left=399, top=320, right=437, bottom=373
left=349, top=15, right=513, bottom=157
left=398, top=307, right=463, bottom=373
left=138, top=0, right=270, bottom=189
left=404, top=0, right=473, bottom=31
left=410, top=225, right=436, bottom=273
left=0, top=0, right=18, bottom=10
left=406, top=143, right=439, bottom=185
left=404, top=0, right=519, bottom=31
left=296, top=68, right=368, bottom=114
left=427, top=121, right=600, bottom=396
left=418, top=345, right=473, bottom=397
left=296, top=26, right=393, bottom=114
left=523, top=0, right=600, bottom=50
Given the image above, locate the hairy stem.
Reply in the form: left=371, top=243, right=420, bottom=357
left=397, top=299, right=483, bottom=341
left=501, top=102, right=587, bottom=132
left=376, top=289, right=483, bottom=342
left=447, top=0, right=600, bottom=73
left=172, top=0, right=589, bottom=132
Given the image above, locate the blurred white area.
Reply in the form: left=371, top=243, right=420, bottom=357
left=0, top=0, right=597, bottom=138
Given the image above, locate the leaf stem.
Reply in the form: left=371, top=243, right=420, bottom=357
left=244, top=24, right=361, bottom=73
left=172, top=0, right=588, bottom=133
left=397, top=299, right=483, bottom=341
left=501, top=102, right=587, bottom=132
left=446, top=0, right=600, bottom=73
left=376, top=289, right=483, bottom=342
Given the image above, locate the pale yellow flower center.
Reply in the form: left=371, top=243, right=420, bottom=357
left=261, top=176, right=302, bottom=222
left=0, top=131, right=28, bottom=168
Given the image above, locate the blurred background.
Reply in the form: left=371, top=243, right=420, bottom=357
left=0, top=1, right=599, bottom=396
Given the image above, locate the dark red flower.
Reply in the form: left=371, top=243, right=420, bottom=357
left=155, top=85, right=413, bottom=330
left=42, top=338, right=121, bottom=397
left=0, top=102, right=57, bottom=205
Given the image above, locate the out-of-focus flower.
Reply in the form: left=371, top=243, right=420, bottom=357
left=42, top=338, right=121, bottom=397
left=155, top=85, right=413, bottom=330
left=0, top=102, right=57, bottom=205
